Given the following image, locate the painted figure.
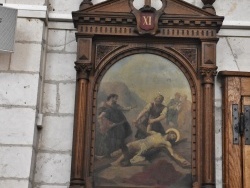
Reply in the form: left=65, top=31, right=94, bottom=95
left=111, top=124, right=190, bottom=168
left=133, top=94, right=167, bottom=139
left=178, top=94, right=192, bottom=132
left=166, top=92, right=181, bottom=127
left=96, top=94, right=132, bottom=158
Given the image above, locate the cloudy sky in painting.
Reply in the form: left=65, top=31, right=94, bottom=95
left=101, top=54, right=191, bottom=104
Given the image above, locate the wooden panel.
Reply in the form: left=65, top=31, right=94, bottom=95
left=224, top=77, right=242, bottom=188
left=241, top=78, right=250, bottom=96
left=242, top=95, right=250, bottom=188
left=221, top=73, right=250, bottom=188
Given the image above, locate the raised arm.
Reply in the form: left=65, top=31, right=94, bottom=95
left=116, top=104, right=136, bottom=112
left=134, top=103, right=151, bottom=124
left=148, top=107, right=167, bottom=124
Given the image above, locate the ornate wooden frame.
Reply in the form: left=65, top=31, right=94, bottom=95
left=70, top=0, right=223, bottom=187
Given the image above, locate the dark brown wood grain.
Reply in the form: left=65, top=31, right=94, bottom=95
left=70, top=0, right=224, bottom=187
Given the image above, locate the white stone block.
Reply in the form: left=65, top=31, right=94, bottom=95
left=183, top=0, right=195, bottom=4
left=215, top=130, right=222, bottom=188
left=214, top=0, right=250, bottom=22
left=0, top=180, right=30, bottom=188
left=92, top=0, right=104, bottom=4
left=35, top=185, right=68, bottom=188
left=47, top=29, right=66, bottom=52
left=0, top=73, right=39, bottom=106
left=132, top=0, right=163, bottom=10
left=6, top=0, right=46, bottom=5
left=15, top=18, right=44, bottom=42
left=193, top=0, right=203, bottom=8
left=38, top=116, right=73, bottom=151
left=42, top=83, right=57, bottom=113
left=34, top=153, right=71, bottom=184
left=214, top=78, right=222, bottom=101
left=227, top=37, right=250, bottom=71
left=217, top=37, right=239, bottom=72
left=59, top=83, right=76, bottom=114
left=0, top=146, right=33, bottom=178
left=65, top=30, right=77, bottom=53
left=45, top=53, right=76, bottom=81
left=0, top=107, right=36, bottom=145
left=10, top=43, right=42, bottom=72
left=48, top=0, right=82, bottom=13
left=0, top=53, right=10, bottom=71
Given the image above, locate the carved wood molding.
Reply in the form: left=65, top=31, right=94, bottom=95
left=75, top=62, right=92, bottom=80
left=74, top=15, right=223, bottom=29
left=175, top=48, right=197, bottom=69
left=75, top=14, right=222, bottom=33
left=72, top=0, right=224, bottom=38
left=78, top=25, right=218, bottom=38
left=71, top=0, right=224, bottom=187
left=200, top=66, right=217, bottom=84
left=95, top=44, right=127, bottom=68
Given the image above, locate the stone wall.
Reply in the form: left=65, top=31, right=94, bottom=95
left=33, top=27, right=76, bottom=188
left=0, top=0, right=249, bottom=187
left=0, top=17, right=46, bottom=187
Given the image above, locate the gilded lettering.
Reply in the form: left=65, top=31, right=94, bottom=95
left=142, top=16, right=152, bottom=26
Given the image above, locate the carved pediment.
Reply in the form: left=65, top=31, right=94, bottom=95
left=80, top=0, right=131, bottom=14
left=72, top=0, right=223, bottom=38
left=163, top=0, right=215, bottom=16
left=74, top=0, right=216, bottom=16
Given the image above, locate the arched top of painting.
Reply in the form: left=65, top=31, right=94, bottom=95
left=96, top=53, right=193, bottom=106
left=95, top=47, right=197, bottom=87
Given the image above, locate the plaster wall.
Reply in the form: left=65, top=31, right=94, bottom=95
left=0, top=0, right=249, bottom=188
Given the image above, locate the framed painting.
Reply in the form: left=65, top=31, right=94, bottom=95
left=93, top=54, right=192, bottom=187
left=70, top=0, right=224, bottom=187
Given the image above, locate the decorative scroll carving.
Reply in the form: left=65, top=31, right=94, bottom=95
left=200, top=66, right=217, bottom=84
left=178, top=48, right=197, bottom=68
left=96, top=45, right=119, bottom=66
left=75, top=62, right=92, bottom=80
